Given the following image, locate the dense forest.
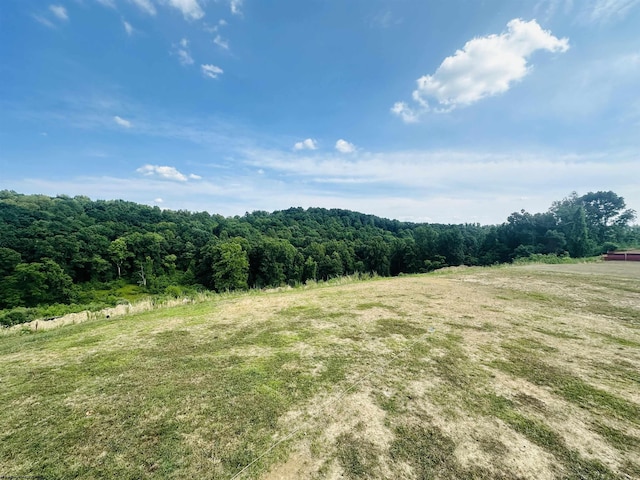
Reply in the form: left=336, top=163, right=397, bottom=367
left=1, top=190, right=638, bottom=325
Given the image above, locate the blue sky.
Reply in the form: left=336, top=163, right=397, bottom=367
left=1, top=0, right=639, bottom=224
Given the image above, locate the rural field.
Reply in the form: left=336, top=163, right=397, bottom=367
left=1, top=262, right=639, bottom=479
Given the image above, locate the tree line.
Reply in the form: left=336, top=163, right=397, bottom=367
left=0, top=190, right=638, bottom=313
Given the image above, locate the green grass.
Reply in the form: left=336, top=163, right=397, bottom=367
left=591, top=422, right=640, bottom=451
left=593, top=332, right=640, bottom=348
left=493, top=350, right=640, bottom=424
left=389, top=419, right=522, bottom=480
left=533, top=327, right=583, bottom=340
left=1, top=262, right=639, bottom=479
left=335, top=432, right=380, bottom=479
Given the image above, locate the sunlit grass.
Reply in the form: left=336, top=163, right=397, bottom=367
left=1, top=262, right=639, bottom=479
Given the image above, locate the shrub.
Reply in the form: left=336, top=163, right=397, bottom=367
left=165, top=285, right=184, bottom=298
left=0, top=307, right=35, bottom=327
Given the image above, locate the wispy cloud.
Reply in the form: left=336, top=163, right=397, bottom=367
left=230, top=0, right=243, bottom=16
left=166, top=0, right=205, bottom=20
left=293, top=138, right=317, bottom=151
left=49, top=5, right=69, bottom=21
left=369, top=10, right=402, bottom=29
left=335, top=139, right=356, bottom=153
left=137, top=164, right=201, bottom=182
left=95, top=0, right=117, bottom=8
left=34, top=4, right=69, bottom=27
left=129, top=0, right=156, bottom=16
left=201, top=64, right=223, bottom=79
left=393, top=19, right=569, bottom=121
left=204, top=19, right=227, bottom=33
left=535, top=0, right=640, bottom=23
left=214, top=35, right=229, bottom=50
left=14, top=147, right=638, bottom=224
left=122, top=19, right=134, bottom=36
left=586, top=0, right=640, bottom=22
left=33, top=15, right=56, bottom=28
left=114, top=115, right=132, bottom=128
left=173, top=38, right=194, bottom=65
left=242, top=146, right=638, bottom=202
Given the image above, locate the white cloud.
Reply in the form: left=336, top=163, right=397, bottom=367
left=10, top=147, right=640, bottom=225
left=201, top=64, right=223, bottom=79
left=177, top=49, right=194, bottom=65
left=154, top=197, right=164, bottom=203
left=34, top=5, right=69, bottom=27
left=214, top=35, right=229, bottom=50
left=137, top=164, right=194, bottom=182
left=293, top=138, right=318, bottom=151
left=173, top=38, right=194, bottom=65
left=166, top=0, right=204, bottom=20
left=335, top=139, right=356, bottom=153
left=204, top=19, right=227, bottom=33
left=230, top=0, right=243, bottom=15
left=129, top=0, right=156, bottom=16
left=243, top=147, right=638, bottom=198
left=114, top=115, right=132, bottom=128
left=393, top=19, right=569, bottom=121
left=123, top=19, right=134, bottom=35
left=49, top=5, right=69, bottom=21
left=390, top=102, right=419, bottom=123
left=189, top=173, right=202, bottom=180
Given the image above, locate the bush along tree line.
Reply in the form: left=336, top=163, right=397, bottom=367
left=1, top=190, right=638, bottom=325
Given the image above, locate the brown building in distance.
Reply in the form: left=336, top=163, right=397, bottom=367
left=603, top=251, right=640, bottom=261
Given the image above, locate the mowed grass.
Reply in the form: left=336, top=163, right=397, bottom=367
left=1, top=263, right=639, bottom=479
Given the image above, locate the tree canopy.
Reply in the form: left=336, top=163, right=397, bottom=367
left=0, top=189, right=638, bottom=312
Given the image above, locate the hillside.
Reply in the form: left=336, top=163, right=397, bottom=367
left=1, top=190, right=639, bottom=324
left=1, top=262, right=639, bottom=479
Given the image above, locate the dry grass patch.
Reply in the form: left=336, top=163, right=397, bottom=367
left=1, top=262, right=639, bottom=479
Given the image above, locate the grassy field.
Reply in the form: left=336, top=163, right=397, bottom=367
left=1, top=262, right=639, bottom=479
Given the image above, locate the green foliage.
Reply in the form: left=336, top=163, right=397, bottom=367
left=567, top=206, right=591, bottom=257
left=551, top=190, right=636, bottom=253
left=0, top=307, right=33, bottom=327
left=211, top=239, right=249, bottom=291
left=0, top=247, right=21, bottom=277
left=511, top=253, right=584, bottom=265
left=107, top=237, right=132, bottom=278
left=1, top=189, right=639, bottom=323
left=2, top=259, right=75, bottom=308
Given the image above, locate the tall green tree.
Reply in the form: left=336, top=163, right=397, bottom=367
left=579, top=191, right=636, bottom=244
left=108, top=238, right=132, bottom=278
left=567, top=206, right=591, bottom=258
left=210, top=240, right=249, bottom=291
left=0, top=247, right=21, bottom=278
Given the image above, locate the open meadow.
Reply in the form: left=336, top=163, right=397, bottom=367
left=1, top=262, right=639, bottom=479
